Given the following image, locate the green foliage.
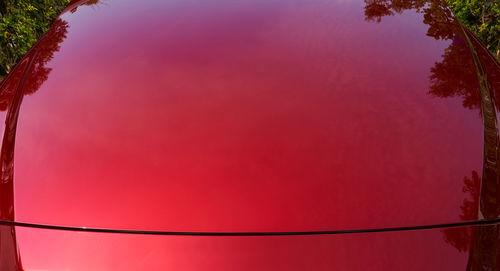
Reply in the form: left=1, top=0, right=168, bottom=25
left=446, top=0, right=500, bottom=61
left=0, top=0, right=70, bottom=76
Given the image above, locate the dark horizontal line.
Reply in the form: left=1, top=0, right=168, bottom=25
left=0, top=219, right=499, bottom=236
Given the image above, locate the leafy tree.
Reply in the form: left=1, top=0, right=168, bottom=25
left=446, top=0, right=500, bottom=61
left=0, top=0, right=70, bottom=77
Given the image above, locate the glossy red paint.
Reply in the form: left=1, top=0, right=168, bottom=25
left=2, top=0, right=500, bottom=269
left=0, top=223, right=496, bottom=270
left=0, top=0, right=494, bottom=233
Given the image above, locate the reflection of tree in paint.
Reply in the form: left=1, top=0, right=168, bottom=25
left=364, top=0, right=481, bottom=111
left=0, top=17, right=68, bottom=271
left=364, top=0, right=427, bottom=23
left=0, top=1, right=100, bottom=269
left=0, top=18, right=68, bottom=111
left=365, top=1, right=499, bottom=268
left=442, top=171, right=480, bottom=252
left=460, top=172, right=481, bottom=221
left=69, top=0, right=102, bottom=13
left=26, top=19, right=69, bottom=97
left=428, top=37, right=480, bottom=110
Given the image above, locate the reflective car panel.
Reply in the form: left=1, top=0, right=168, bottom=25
left=0, top=0, right=497, bottom=232
left=0, top=223, right=496, bottom=270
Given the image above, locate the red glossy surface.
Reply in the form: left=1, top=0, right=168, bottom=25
left=0, top=0, right=490, bottom=231
left=0, top=223, right=497, bottom=270
left=2, top=0, right=500, bottom=270
left=0, top=0, right=498, bottom=234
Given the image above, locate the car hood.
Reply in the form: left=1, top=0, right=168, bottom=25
left=2, top=223, right=497, bottom=270
left=0, top=0, right=499, bottom=233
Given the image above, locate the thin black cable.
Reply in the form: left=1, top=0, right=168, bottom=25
left=0, top=219, right=499, bottom=236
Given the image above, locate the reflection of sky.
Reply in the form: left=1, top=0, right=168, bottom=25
left=11, top=0, right=483, bottom=233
